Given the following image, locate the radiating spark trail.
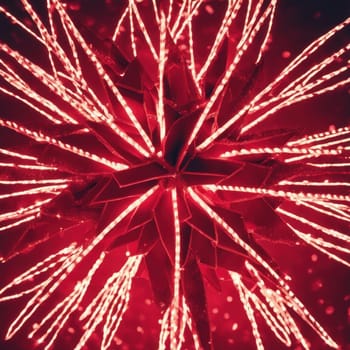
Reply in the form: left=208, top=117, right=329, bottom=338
left=170, top=188, right=182, bottom=349
left=0, top=148, right=37, bottom=161
left=204, top=184, right=350, bottom=202
left=157, top=12, right=167, bottom=144
left=0, top=243, right=83, bottom=339
left=205, top=183, right=350, bottom=266
left=158, top=188, right=186, bottom=350
left=50, top=0, right=155, bottom=155
left=76, top=255, right=142, bottom=350
left=196, top=0, right=242, bottom=83
left=282, top=222, right=350, bottom=268
left=112, top=6, right=129, bottom=41
left=196, top=17, right=350, bottom=151
left=187, top=0, right=276, bottom=150
left=0, top=185, right=158, bottom=337
left=28, top=253, right=106, bottom=350
left=288, top=126, right=350, bottom=147
left=128, top=0, right=137, bottom=57
left=0, top=215, right=38, bottom=232
left=278, top=179, right=350, bottom=190
left=220, top=146, right=344, bottom=158
left=0, top=162, right=58, bottom=171
left=0, top=184, right=68, bottom=200
left=0, top=199, right=52, bottom=223
left=0, top=119, right=129, bottom=171
left=230, top=262, right=311, bottom=350
left=188, top=188, right=338, bottom=349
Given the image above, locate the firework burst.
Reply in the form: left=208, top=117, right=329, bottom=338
left=0, top=0, right=349, bottom=349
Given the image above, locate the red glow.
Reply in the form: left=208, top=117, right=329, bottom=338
left=0, top=1, right=349, bottom=349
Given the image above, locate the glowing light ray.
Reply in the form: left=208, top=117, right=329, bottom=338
left=206, top=184, right=350, bottom=264
left=0, top=179, right=70, bottom=185
left=158, top=189, right=186, bottom=350
left=240, top=0, right=276, bottom=61
left=173, top=0, right=202, bottom=43
left=187, top=1, right=201, bottom=94
left=0, top=119, right=129, bottom=171
left=0, top=6, right=45, bottom=45
left=313, top=201, right=350, bottom=221
left=196, top=0, right=243, bottom=83
left=198, top=19, right=349, bottom=150
left=0, top=1, right=348, bottom=349
left=0, top=184, right=68, bottom=200
left=152, top=0, right=160, bottom=24
left=287, top=126, right=350, bottom=147
left=0, top=198, right=52, bottom=222
left=3, top=2, right=151, bottom=156
left=280, top=45, right=350, bottom=96
left=0, top=260, right=74, bottom=302
left=299, top=199, right=350, bottom=223
left=0, top=186, right=157, bottom=344
left=51, top=1, right=85, bottom=86
left=188, top=187, right=281, bottom=280
left=0, top=64, right=78, bottom=125
left=182, top=298, right=201, bottom=350
left=256, top=0, right=276, bottom=63
left=307, top=161, right=350, bottom=168
left=101, top=256, right=142, bottom=350
left=230, top=264, right=311, bottom=350
left=277, top=207, right=350, bottom=246
left=170, top=188, right=182, bottom=349
left=246, top=17, right=350, bottom=111
left=32, top=4, right=127, bottom=127
left=130, top=0, right=158, bottom=61
left=0, top=196, right=60, bottom=232
left=0, top=84, right=62, bottom=125
left=129, top=0, right=137, bottom=57
left=205, top=184, right=350, bottom=202
left=28, top=253, right=106, bottom=350
left=230, top=272, right=264, bottom=350
left=249, top=45, right=350, bottom=114
left=19, top=0, right=58, bottom=81
left=0, top=214, right=38, bottom=233
left=230, top=267, right=309, bottom=349
left=0, top=162, right=58, bottom=171
left=158, top=299, right=189, bottom=350
left=0, top=148, right=37, bottom=161
left=193, top=1, right=276, bottom=150
left=245, top=262, right=337, bottom=350
left=284, top=223, right=350, bottom=268
left=157, top=12, right=167, bottom=144
left=50, top=0, right=155, bottom=155
left=83, top=185, right=159, bottom=258
left=75, top=276, right=117, bottom=350
left=46, top=0, right=59, bottom=80
left=240, top=71, right=350, bottom=135
left=0, top=44, right=104, bottom=125
left=0, top=244, right=77, bottom=296
left=167, top=0, right=174, bottom=24
left=112, top=6, right=129, bottom=41
left=309, top=137, right=350, bottom=149
left=278, top=179, right=350, bottom=187
left=15, top=0, right=88, bottom=101
left=220, top=146, right=344, bottom=158
left=170, top=0, right=188, bottom=37
left=188, top=187, right=338, bottom=349
left=2, top=244, right=83, bottom=339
